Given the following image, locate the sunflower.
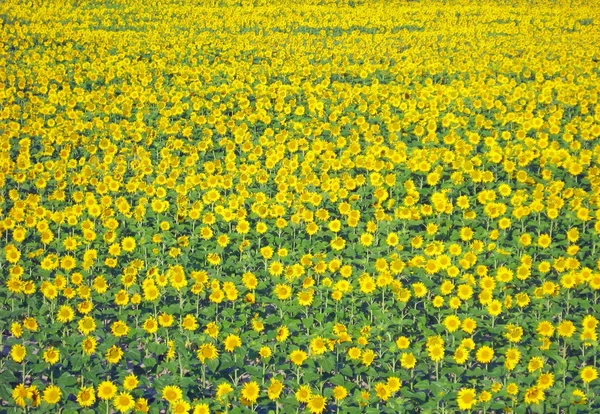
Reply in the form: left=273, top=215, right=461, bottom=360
left=162, top=385, right=183, bottom=404
left=400, top=352, right=416, bottom=369
left=12, top=383, right=28, bottom=407
left=297, top=289, right=314, bottom=306
left=113, top=392, right=135, bottom=413
left=274, top=284, right=292, bottom=300
left=56, top=305, right=75, bottom=323
left=374, top=383, right=391, bottom=401
left=105, top=345, right=123, bottom=364
left=241, top=381, right=260, bottom=404
left=216, top=382, right=233, bottom=400
left=77, top=386, right=96, bottom=408
left=158, top=313, right=174, bottom=327
left=453, top=347, right=469, bottom=365
left=295, top=385, right=312, bottom=403
left=427, top=345, right=444, bottom=362
left=111, top=320, right=129, bottom=337
left=42, top=385, right=61, bottom=405
left=181, top=314, right=198, bottom=331
left=97, top=381, right=117, bottom=401
left=197, top=343, right=219, bottom=363
left=361, top=349, right=376, bottom=366
left=193, top=403, right=210, bottom=414
left=10, top=323, right=22, bottom=338
left=142, top=317, right=158, bottom=334
left=82, top=336, right=97, bottom=355
left=123, top=374, right=139, bottom=391
left=10, top=344, right=26, bottom=363
left=475, top=346, right=494, bottom=364
left=276, top=326, right=289, bottom=342
left=267, top=379, right=284, bottom=401
left=537, top=372, right=554, bottom=390
left=456, top=388, right=476, bottom=410
left=309, top=337, right=327, bottom=356
left=307, top=395, right=327, bottom=413
left=443, top=315, right=461, bottom=332
left=172, top=399, right=191, bottom=414
left=43, top=347, right=60, bottom=364
left=537, top=234, right=552, bottom=248
left=259, top=346, right=272, bottom=359
left=580, top=366, right=598, bottom=383
left=524, top=386, right=545, bottom=404
left=223, top=334, right=242, bottom=352
left=333, top=385, right=348, bottom=401
left=78, top=316, right=96, bottom=335
left=289, top=349, right=308, bottom=366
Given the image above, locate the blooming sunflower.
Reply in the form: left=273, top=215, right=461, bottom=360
left=223, top=334, right=242, bottom=352
left=456, top=388, right=476, bottom=410
left=42, top=385, right=61, bottom=405
left=267, top=379, right=284, bottom=401
left=158, top=385, right=182, bottom=404
left=289, top=349, right=308, bottom=366
left=307, top=395, right=327, bottom=413
left=241, top=381, right=260, bottom=404
left=113, top=392, right=135, bottom=413
left=77, top=386, right=96, bottom=408
left=580, top=366, right=598, bottom=383
left=97, top=381, right=117, bottom=401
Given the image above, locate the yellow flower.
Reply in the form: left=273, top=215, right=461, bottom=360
left=289, top=349, right=308, bottom=366
left=162, top=385, right=183, bottom=404
left=75, top=385, right=96, bottom=408
left=374, top=383, right=391, bottom=401
left=11, top=344, right=26, bottom=363
left=266, top=378, right=284, bottom=401
left=259, top=346, right=272, bottom=359
left=395, top=336, right=410, bottom=349
left=56, top=305, right=75, bottom=323
left=443, top=315, right=461, bottom=333
left=82, top=336, right=97, bottom=355
left=216, top=382, right=233, bottom=400
left=456, top=388, right=476, bottom=410
left=182, top=314, right=198, bottom=331
left=400, top=352, right=416, bottom=369
left=42, top=347, right=60, bottom=364
left=12, top=384, right=28, bottom=407
left=42, top=385, right=61, bottom=405
left=333, top=385, right=348, bottom=401
left=123, top=374, right=139, bottom=391
left=223, top=334, right=242, bottom=352
left=475, top=346, right=494, bottom=364
left=197, top=343, right=219, bottom=363
left=241, top=381, right=260, bottom=404
left=295, top=385, right=312, bottom=403
left=524, top=386, right=545, bottom=404
left=580, top=366, right=598, bottom=383
left=537, top=234, right=552, bottom=248
left=113, top=392, right=135, bottom=413
left=97, top=381, right=117, bottom=401
left=307, top=395, right=326, bottom=413
left=111, top=320, right=129, bottom=337
left=478, top=390, right=492, bottom=403
left=105, top=345, right=124, bottom=364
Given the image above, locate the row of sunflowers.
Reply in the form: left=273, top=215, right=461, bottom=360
left=1, top=0, right=600, bottom=412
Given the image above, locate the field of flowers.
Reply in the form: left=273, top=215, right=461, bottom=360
left=1, top=0, right=600, bottom=412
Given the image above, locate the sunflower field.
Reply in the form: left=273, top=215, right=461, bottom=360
left=1, top=0, right=600, bottom=412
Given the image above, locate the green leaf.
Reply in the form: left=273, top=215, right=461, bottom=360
left=147, top=342, right=169, bottom=355
left=318, top=357, right=335, bottom=373
left=143, top=357, right=157, bottom=368
left=57, top=373, right=77, bottom=388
